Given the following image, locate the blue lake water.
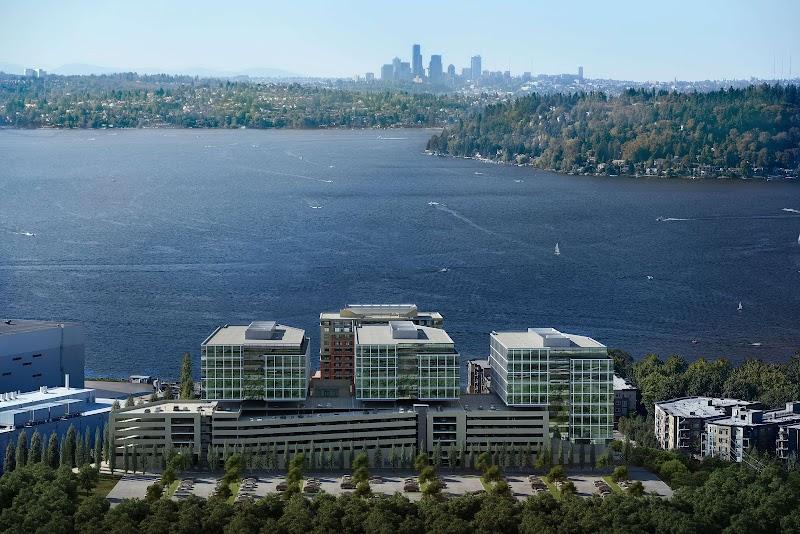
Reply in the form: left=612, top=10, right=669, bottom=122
left=1, top=128, right=799, bottom=380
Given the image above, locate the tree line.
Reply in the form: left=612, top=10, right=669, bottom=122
left=2, top=458, right=800, bottom=533
left=427, top=85, right=800, bottom=177
left=0, top=74, right=471, bottom=129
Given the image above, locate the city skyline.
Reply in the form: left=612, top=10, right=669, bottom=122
left=1, top=0, right=799, bottom=81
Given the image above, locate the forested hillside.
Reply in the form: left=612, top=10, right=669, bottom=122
left=427, top=85, right=800, bottom=178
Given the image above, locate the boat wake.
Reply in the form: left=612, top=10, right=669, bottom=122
left=782, top=208, right=800, bottom=214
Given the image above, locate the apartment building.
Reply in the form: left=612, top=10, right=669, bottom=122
left=702, top=402, right=800, bottom=462
left=489, top=328, right=613, bottom=444
left=654, top=397, right=759, bottom=454
left=466, top=359, right=491, bottom=394
left=319, top=304, right=443, bottom=381
left=613, top=374, right=639, bottom=423
left=201, top=321, right=310, bottom=401
left=354, top=321, right=459, bottom=401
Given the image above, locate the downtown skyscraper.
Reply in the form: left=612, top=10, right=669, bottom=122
left=412, top=44, right=423, bottom=78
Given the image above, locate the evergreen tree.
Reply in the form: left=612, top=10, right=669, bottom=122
left=108, top=443, right=117, bottom=473
left=75, top=436, right=85, bottom=467
left=15, top=430, right=28, bottom=468
left=29, top=430, right=42, bottom=465
left=124, top=395, right=135, bottom=408
left=4, top=442, right=15, bottom=473
left=94, top=427, right=102, bottom=467
left=131, top=447, right=139, bottom=473
left=179, top=352, right=194, bottom=399
left=123, top=446, right=129, bottom=473
left=64, top=425, right=77, bottom=468
left=46, top=432, right=59, bottom=468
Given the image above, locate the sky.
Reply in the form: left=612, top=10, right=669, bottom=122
left=1, top=0, right=799, bottom=81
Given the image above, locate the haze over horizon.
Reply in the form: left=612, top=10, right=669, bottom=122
left=1, top=0, right=799, bottom=81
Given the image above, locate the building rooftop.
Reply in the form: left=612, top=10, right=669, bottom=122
left=321, top=304, right=442, bottom=321
left=356, top=322, right=454, bottom=346
left=119, top=400, right=218, bottom=417
left=655, top=397, right=759, bottom=418
left=202, top=323, right=306, bottom=347
left=0, top=319, right=81, bottom=336
left=707, top=402, right=800, bottom=427
left=0, top=386, right=92, bottom=410
left=613, top=375, right=637, bottom=390
left=468, top=359, right=491, bottom=369
left=491, top=327, right=606, bottom=350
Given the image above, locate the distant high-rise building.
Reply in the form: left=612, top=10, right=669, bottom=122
left=365, top=72, right=375, bottom=82
left=461, top=67, right=472, bottom=79
left=447, top=64, right=456, bottom=85
left=578, top=66, right=584, bottom=80
left=399, top=61, right=412, bottom=80
left=428, top=54, right=443, bottom=84
left=24, top=68, right=36, bottom=77
left=381, top=64, right=394, bottom=81
left=37, top=69, right=47, bottom=78
left=392, top=57, right=402, bottom=80
left=470, top=55, right=482, bottom=81
left=412, top=44, right=423, bottom=77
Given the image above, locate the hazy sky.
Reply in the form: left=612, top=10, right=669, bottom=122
left=2, top=0, right=799, bottom=80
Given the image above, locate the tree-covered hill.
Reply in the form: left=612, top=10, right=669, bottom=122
left=427, top=85, right=800, bottom=178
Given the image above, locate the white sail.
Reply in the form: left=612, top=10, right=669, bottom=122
left=554, top=243, right=560, bottom=256
left=738, top=301, right=743, bottom=311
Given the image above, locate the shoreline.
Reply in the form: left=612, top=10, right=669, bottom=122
left=424, top=151, right=799, bottom=183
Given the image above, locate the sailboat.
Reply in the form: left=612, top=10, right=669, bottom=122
left=737, top=301, right=743, bottom=312
left=797, top=233, right=800, bottom=245
left=554, top=243, right=561, bottom=256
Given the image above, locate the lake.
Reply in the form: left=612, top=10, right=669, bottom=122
left=1, top=128, right=799, bottom=380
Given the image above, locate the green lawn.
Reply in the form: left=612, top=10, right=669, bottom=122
left=543, top=478, right=562, bottom=500
left=602, top=476, right=623, bottom=493
left=227, top=482, right=240, bottom=504
left=91, top=474, right=121, bottom=499
left=164, top=480, right=179, bottom=498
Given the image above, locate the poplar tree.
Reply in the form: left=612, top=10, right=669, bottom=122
left=15, top=431, right=28, bottom=467
left=29, top=431, right=42, bottom=464
left=4, top=442, right=15, bottom=473
left=46, top=433, right=59, bottom=468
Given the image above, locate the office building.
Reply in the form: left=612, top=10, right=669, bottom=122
left=201, top=321, right=310, bottom=401
left=467, top=359, right=491, bottom=394
left=391, top=57, right=402, bottom=80
left=399, top=61, right=412, bottom=80
left=24, top=68, right=36, bottom=77
left=380, top=64, right=393, bottom=81
left=702, top=402, right=800, bottom=462
left=489, top=328, right=613, bottom=443
left=364, top=72, right=374, bottom=82
left=0, top=385, right=113, bottom=471
left=578, top=66, right=584, bottom=80
left=354, top=321, right=459, bottom=401
left=446, top=64, right=456, bottom=85
left=470, top=55, right=482, bottom=81
left=654, top=397, right=759, bottom=453
left=412, top=44, right=423, bottom=77
left=428, top=54, right=443, bottom=84
left=461, top=67, right=471, bottom=79
left=1, top=320, right=86, bottom=393
left=319, top=304, right=443, bottom=381
left=613, top=374, right=639, bottom=422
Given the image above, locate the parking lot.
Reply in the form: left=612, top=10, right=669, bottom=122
left=107, top=468, right=673, bottom=504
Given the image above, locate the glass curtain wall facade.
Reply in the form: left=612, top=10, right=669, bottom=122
left=202, top=344, right=308, bottom=401
left=489, top=332, right=612, bottom=443
left=570, top=357, right=613, bottom=441
left=355, top=343, right=459, bottom=400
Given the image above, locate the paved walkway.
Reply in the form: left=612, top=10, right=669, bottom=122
left=106, top=473, right=158, bottom=506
